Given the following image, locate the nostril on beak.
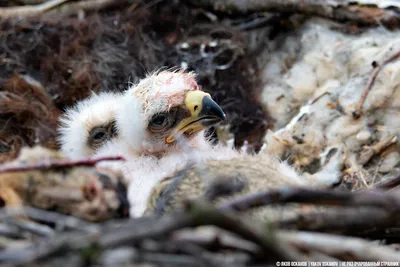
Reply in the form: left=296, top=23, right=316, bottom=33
left=194, top=105, right=198, bottom=111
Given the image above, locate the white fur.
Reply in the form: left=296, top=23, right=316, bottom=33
left=57, top=91, right=123, bottom=159
left=95, top=136, right=239, bottom=216
left=90, top=70, right=239, bottom=216
left=114, top=89, right=146, bottom=150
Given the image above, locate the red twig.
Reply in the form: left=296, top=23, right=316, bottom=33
left=373, top=173, right=400, bottom=190
left=353, top=49, right=400, bottom=119
left=0, top=156, right=125, bottom=174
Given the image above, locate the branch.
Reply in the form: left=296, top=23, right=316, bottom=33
left=353, top=49, right=400, bottom=118
left=183, top=200, right=296, bottom=260
left=101, top=200, right=297, bottom=260
left=217, top=187, right=400, bottom=212
left=373, top=173, right=400, bottom=190
left=0, top=201, right=298, bottom=264
left=45, top=0, right=130, bottom=17
left=358, top=135, right=397, bottom=164
left=0, top=206, right=99, bottom=232
left=0, top=0, right=130, bottom=19
left=171, top=227, right=260, bottom=255
left=186, top=0, right=400, bottom=28
left=3, top=217, right=54, bottom=237
left=277, top=230, right=400, bottom=261
left=0, top=0, right=70, bottom=19
left=0, top=156, right=125, bottom=174
left=278, top=206, right=399, bottom=234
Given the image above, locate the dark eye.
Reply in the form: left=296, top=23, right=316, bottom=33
left=151, top=114, right=168, bottom=127
left=110, top=121, right=118, bottom=136
left=149, top=111, right=176, bottom=133
left=0, top=196, right=5, bottom=208
left=90, top=127, right=108, bottom=141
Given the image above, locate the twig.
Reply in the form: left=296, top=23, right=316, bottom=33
left=45, top=0, right=130, bottom=17
left=15, top=0, right=48, bottom=4
left=183, top=200, right=295, bottom=260
left=217, top=187, right=400, bottom=212
left=278, top=206, right=398, bottom=234
left=0, top=223, right=23, bottom=239
left=4, top=218, right=54, bottom=237
left=160, top=239, right=223, bottom=267
left=186, top=0, right=400, bottom=28
left=277, top=230, right=400, bottom=261
left=373, top=173, right=400, bottom=190
left=353, top=50, right=400, bottom=118
left=0, top=156, right=125, bottom=174
left=0, top=201, right=298, bottom=264
left=102, top=200, right=294, bottom=260
left=0, top=206, right=99, bottom=233
left=0, top=0, right=131, bottom=19
left=171, top=227, right=260, bottom=255
left=139, top=252, right=202, bottom=266
left=0, top=0, right=70, bottom=19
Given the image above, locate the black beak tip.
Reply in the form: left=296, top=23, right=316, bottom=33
left=221, top=112, right=227, bottom=121
left=201, top=96, right=226, bottom=121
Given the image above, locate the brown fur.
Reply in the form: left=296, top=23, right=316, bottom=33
left=0, top=146, right=128, bottom=221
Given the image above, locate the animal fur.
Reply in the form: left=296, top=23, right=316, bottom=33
left=145, top=149, right=343, bottom=222
left=91, top=70, right=240, bottom=217
left=0, top=146, right=128, bottom=221
left=58, top=91, right=122, bottom=159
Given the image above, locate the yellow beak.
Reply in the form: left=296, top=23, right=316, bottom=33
left=166, top=91, right=226, bottom=144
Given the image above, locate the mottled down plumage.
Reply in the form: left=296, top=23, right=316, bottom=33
left=145, top=148, right=344, bottom=221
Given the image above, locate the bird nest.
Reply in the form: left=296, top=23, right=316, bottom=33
left=1, top=0, right=400, bottom=266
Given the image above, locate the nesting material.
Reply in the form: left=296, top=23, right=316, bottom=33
left=262, top=18, right=400, bottom=187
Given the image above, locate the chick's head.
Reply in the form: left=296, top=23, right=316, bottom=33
left=117, top=70, right=226, bottom=156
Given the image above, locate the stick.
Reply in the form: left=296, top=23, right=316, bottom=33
left=101, top=200, right=294, bottom=260
left=3, top=218, right=54, bottom=237
left=0, top=206, right=99, bottom=232
left=0, top=0, right=70, bottom=19
left=277, top=230, right=400, bottom=261
left=45, top=0, right=129, bottom=17
left=278, top=206, right=398, bottom=234
left=217, top=187, right=400, bottom=212
left=353, top=49, right=400, bottom=118
left=0, top=156, right=125, bottom=174
left=186, top=0, right=400, bottom=28
left=373, top=173, right=400, bottom=190
left=358, top=135, right=397, bottom=165
left=0, top=0, right=130, bottom=19
left=0, top=201, right=297, bottom=264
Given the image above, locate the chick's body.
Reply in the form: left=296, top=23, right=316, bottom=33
left=146, top=149, right=341, bottom=221
left=146, top=151, right=341, bottom=221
